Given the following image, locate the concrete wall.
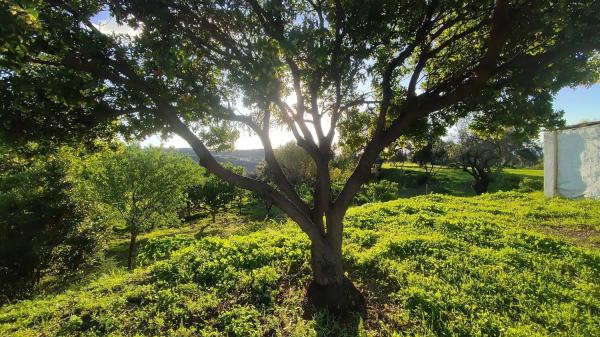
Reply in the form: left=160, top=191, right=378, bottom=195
left=544, top=123, right=600, bottom=198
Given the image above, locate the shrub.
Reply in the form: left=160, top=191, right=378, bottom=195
left=493, top=174, right=522, bottom=191
left=137, top=236, right=196, bottom=266
left=0, top=147, right=107, bottom=304
left=518, top=177, right=544, bottom=192
left=217, top=306, right=261, bottom=337
left=354, top=180, right=400, bottom=204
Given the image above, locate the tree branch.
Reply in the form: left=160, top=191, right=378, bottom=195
left=333, top=0, right=511, bottom=216
left=375, top=0, right=439, bottom=134
left=160, top=104, right=326, bottom=246
left=226, top=111, right=312, bottom=215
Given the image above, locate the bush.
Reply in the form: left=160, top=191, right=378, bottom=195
left=137, top=236, right=196, bottom=266
left=354, top=180, right=400, bottom=204
left=0, top=147, right=107, bottom=303
left=493, top=173, right=521, bottom=191
left=518, top=177, right=544, bottom=192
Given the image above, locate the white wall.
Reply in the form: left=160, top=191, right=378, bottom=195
left=544, top=123, right=600, bottom=198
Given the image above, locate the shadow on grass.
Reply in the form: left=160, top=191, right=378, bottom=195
left=312, top=311, right=365, bottom=337
left=240, top=200, right=286, bottom=221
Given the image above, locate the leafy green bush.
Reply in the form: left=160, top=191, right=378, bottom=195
left=518, top=177, right=544, bottom=192
left=0, top=146, right=107, bottom=304
left=216, top=306, right=261, bottom=337
left=137, top=236, right=196, bottom=266
left=354, top=179, right=400, bottom=204
left=187, top=163, right=243, bottom=223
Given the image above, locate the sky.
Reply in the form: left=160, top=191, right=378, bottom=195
left=91, top=13, right=600, bottom=150
left=553, top=84, right=600, bottom=125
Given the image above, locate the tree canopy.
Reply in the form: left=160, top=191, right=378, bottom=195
left=2, top=0, right=599, bottom=312
left=187, top=164, right=243, bottom=223
left=448, top=128, right=504, bottom=195
left=83, top=146, right=200, bottom=269
left=0, top=143, right=107, bottom=303
left=257, top=142, right=316, bottom=187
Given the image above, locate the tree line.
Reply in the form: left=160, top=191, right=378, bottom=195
left=385, top=123, right=547, bottom=195
left=0, top=143, right=247, bottom=303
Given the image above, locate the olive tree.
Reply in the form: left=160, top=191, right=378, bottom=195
left=2, top=0, right=599, bottom=312
left=449, top=130, right=504, bottom=195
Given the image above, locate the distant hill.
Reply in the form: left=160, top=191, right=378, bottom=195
left=175, top=148, right=264, bottom=172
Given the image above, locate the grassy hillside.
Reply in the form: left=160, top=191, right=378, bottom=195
left=1, top=192, right=599, bottom=336
left=379, top=163, right=544, bottom=197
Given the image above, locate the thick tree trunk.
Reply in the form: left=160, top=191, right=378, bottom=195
left=211, top=212, right=216, bottom=223
left=127, top=230, right=138, bottom=270
left=305, top=240, right=365, bottom=314
left=472, top=175, right=489, bottom=195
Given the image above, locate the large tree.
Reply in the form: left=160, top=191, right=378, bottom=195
left=2, top=0, right=599, bottom=312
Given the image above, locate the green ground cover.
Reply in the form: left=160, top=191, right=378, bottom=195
left=379, top=163, right=544, bottom=197
left=1, top=192, right=598, bottom=337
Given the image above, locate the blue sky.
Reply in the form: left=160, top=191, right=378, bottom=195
left=554, top=84, right=600, bottom=125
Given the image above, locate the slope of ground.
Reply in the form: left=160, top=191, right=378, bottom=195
left=1, top=192, right=599, bottom=336
left=380, top=163, right=544, bottom=197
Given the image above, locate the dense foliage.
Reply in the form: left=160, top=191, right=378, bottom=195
left=446, top=125, right=547, bottom=195
left=187, top=165, right=244, bottom=223
left=83, top=146, right=201, bottom=269
left=0, top=145, right=107, bottom=304
left=256, top=142, right=316, bottom=188
left=448, top=131, right=504, bottom=195
left=2, top=1, right=599, bottom=309
left=1, top=192, right=598, bottom=336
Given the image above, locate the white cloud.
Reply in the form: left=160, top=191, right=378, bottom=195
left=93, top=17, right=141, bottom=37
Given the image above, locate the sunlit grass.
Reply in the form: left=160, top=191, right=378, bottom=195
left=2, top=192, right=598, bottom=336
left=379, top=163, right=543, bottom=197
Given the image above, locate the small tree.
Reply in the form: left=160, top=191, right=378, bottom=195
left=392, top=148, right=410, bottom=169
left=501, top=132, right=544, bottom=168
left=412, top=137, right=450, bottom=181
left=257, top=142, right=316, bottom=188
left=187, top=165, right=243, bottom=222
left=449, top=130, right=504, bottom=195
left=85, top=146, right=200, bottom=270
